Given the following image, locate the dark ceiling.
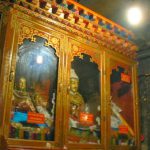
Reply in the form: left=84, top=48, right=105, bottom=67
left=79, top=0, right=150, bottom=50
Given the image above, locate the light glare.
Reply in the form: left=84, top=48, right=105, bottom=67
left=127, top=7, right=142, bottom=25
left=48, top=8, right=52, bottom=13
left=59, top=13, right=64, bottom=18
left=36, top=55, right=43, bottom=64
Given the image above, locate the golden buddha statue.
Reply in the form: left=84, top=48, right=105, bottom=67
left=69, top=69, right=84, bottom=121
left=13, top=77, right=35, bottom=112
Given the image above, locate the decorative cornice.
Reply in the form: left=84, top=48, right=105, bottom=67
left=0, top=0, right=137, bottom=58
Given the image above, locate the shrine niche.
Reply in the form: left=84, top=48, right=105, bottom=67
left=68, top=53, right=101, bottom=144
left=110, top=65, right=135, bottom=146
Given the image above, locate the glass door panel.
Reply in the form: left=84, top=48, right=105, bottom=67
left=68, top=53, right=101, bottom=144
left=110, top=64, right=135, bottom=146
left=9, top=36, right=58, bottom=141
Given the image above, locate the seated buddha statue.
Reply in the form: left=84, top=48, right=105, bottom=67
left=13, top=77, right=35, bottom=112
left=69, top=69, right=85, bottom=122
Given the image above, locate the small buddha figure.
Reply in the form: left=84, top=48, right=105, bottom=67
left=69, top=69, right=84, bottom=122
left=35, top=94, right=53, bottom=127
left=13, top=77, right=35, bottom=112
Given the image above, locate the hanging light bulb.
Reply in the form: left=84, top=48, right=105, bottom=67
left=127, top=5, right=143, bottom=25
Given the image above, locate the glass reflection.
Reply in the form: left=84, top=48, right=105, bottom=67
left=10, top=36, right=58, bottom=141
left=68, top=53, right=101, bottom=144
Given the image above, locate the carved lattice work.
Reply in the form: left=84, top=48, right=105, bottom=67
left=18, top=25, right=60, bottom=57
left=71, top=44, right=101, bottom=70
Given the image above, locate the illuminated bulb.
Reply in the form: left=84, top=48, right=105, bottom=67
left=127, top=6, right=142, bottom=25
left=36, top=55, right=43, bottom=64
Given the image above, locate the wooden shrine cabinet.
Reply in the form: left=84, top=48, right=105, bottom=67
left=0, top=1, right=140, bottom=150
